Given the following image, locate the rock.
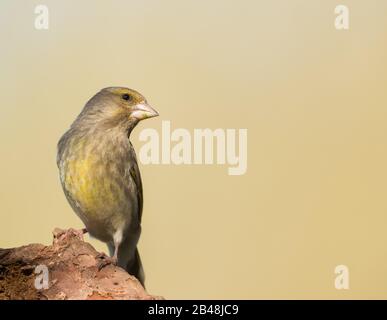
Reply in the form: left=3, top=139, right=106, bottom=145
left=0, top=228, right=162, bottom=300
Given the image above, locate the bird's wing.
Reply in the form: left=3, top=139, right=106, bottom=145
left=129, top=143, right=143, bottom=223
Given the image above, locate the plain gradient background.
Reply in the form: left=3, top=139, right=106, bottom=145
left=1, top=0, right=387, bottom=299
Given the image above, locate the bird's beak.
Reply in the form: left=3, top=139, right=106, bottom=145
left=131, top=102, right=159, bottom=120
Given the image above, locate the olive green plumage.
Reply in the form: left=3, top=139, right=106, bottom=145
left=57, top=87, right=158, bottom=286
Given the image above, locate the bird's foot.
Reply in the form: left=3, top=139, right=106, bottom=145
left=53, top=227, right=88, bottom=244
left=74, top=228, right=88, bottom=241
left=95, top=252, right=117, bottom=271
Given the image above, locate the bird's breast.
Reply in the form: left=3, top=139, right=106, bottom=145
left=59, top=133, right=138, bottom=236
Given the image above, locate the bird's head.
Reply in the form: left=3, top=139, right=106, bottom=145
left=75, top=87, right=159, bottom=131
left=102, top=87, right=159, bottom=121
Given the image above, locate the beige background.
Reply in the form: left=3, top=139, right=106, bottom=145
left=1, top=0, right=387, bottom=299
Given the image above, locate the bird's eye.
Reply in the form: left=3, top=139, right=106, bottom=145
left=122, top=94, right=132, bottom=101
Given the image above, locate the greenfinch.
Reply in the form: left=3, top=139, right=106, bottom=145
left=57, top=87, right=158, bottom=286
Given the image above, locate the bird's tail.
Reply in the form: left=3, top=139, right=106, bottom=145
left=126, top=247, right=145, bottom=287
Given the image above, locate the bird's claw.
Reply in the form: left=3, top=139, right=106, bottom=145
left=95, top=252, right=117, bottom=271
left=74, top=228, right=88, bottom=241
left=53, top=227, right=88, bottom=244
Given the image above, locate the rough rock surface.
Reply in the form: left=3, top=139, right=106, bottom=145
left=0, top=228, right=161, bottom=300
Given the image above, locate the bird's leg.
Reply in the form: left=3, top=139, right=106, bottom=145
left=72, top=227, right=88, bottom=241
left=112, top=244, right=119, bottom=264
left=96, top=231, right=122, bottom=271
left=76, top=228, right=88, bottom=240
left=53, top=227, right=88, bottom=243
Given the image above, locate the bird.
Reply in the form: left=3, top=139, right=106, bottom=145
left=56, top=87, right=158, bottom=286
